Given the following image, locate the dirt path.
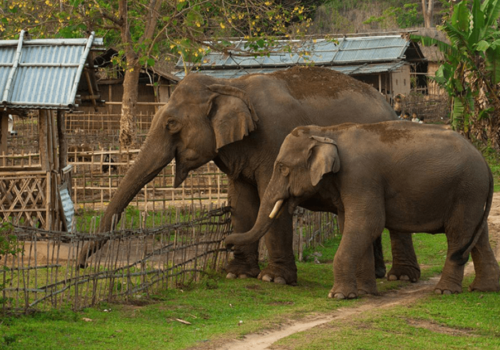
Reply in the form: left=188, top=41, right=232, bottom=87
left=219, top=194, right=500, bottom=350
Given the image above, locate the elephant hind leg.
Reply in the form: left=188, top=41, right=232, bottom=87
left=225, top=179, right=261, bottom=279
left=435, top=206, right=475, bottom=294
left=387, top=231, right=421, bottom=283
left=469, top=226, right=500, bottom=292
left=373, top=235, right=387, bottom=279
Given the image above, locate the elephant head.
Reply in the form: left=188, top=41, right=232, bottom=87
left=96, top=74, right=259, bottom=233
left=225, top=128, right=340, bottom=248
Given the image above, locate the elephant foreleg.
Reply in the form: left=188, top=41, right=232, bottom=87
left=225, top=179, right=261, bottom=279
left=259, top=209, right=298, bottom=285
left=341, top=211, right=387, bottom=280
left=356, top=239, right=378, bottom=295
left=387, top=230, right=420, bottom=282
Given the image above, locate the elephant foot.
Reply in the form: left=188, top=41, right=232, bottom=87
left=258, top=263, right=297, bottom=286
left=260, top=274, right=287, bottom=285
left=387, top=264, right=420, bottom=283
left=434, top=279, right=462, bottom=295
left=328, top=284, right=358, bottom=300
left=469, top=261, right=500, bottom=292
left=434, top=288, right=458, bottom=295
left=225, top=259, right=260, bottom=280
left=468, top=276, right=500, bottom=292
left=328, top=291, right=357, bottom=299
left=356, top=281, right=378, bottom=296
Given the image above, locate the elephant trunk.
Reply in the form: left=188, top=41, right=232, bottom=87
left=225, top=181, right=287, bottom=248
left=78, top=133, right=175, bottom=267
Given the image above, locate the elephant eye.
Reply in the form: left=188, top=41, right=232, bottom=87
left=166, top=118, right=181, bottom=133
left=279, top=164, right=290, bottom=176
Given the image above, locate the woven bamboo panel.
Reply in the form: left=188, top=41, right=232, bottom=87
left=0, top=172, right=49, bottom=228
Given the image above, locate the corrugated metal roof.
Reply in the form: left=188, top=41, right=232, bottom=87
left=0, top=31, right=103, bottom=110
left=174, top=61, right=407, bottom=80
left=176, top=35, right=410, bottom=70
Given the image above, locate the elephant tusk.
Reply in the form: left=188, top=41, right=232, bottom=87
left=269, top=199, right=284, bottom=219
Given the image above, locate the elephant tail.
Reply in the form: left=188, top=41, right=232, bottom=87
left=454, top=163, right=494, bottom=263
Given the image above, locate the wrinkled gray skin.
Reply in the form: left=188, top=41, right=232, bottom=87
left=226, top=122, right=500, bottom=298
left=78, top=66, right=420, bottom=285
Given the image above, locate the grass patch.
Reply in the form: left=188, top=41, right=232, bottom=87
left=274, top=276, right=500, bottom=350
left=0, top=231, right=453, bottom=350
left=74, top=205, right=208, bottom=231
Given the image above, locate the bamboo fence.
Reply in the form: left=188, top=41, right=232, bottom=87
left=1, top=206, right=338, bottom=314
left=68, top=148, right=229, bottom=211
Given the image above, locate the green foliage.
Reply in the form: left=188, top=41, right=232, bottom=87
left=412, top=0, right=500, bottom=145
left=364, top=3, right=423, bottom=29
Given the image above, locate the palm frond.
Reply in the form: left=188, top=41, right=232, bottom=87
left=486, top=45, right=500, bottom=84
left=481, top=0, right=500, bottom=28
left=410, top=34, right=457, bottom=57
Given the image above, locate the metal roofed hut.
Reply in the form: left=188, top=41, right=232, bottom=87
left=71, top=48, right=179, bottom=133
left=175, top=33, right=426, bottom=104
left=0, top=31, right=103, bottom=230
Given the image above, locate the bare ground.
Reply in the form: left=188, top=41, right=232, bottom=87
left=214, top=194, right=500, bottom=350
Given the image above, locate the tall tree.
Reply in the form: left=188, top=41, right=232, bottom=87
left=422, top=0, right=435, bottom=27
left=0, top=0, right=311, bottom=148
left=413, top=0, right=500, bottom=148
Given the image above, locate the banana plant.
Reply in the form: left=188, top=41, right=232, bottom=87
left=412, top=0, right=500, bottom=147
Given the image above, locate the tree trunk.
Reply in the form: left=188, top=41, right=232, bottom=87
left=119, top=60, right=141, bottom=149
left=422, top=0, right=434, bottom=28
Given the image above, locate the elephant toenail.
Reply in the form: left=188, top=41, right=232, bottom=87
left=400, top=275, right=410, bottom=281
left=443, top=290, right=452, bottom=295
left=334, top=293, right=345, bottom=299
left=226, top=273, right=237, bottom=279
left=238, top=274, right=248, bottom=279
left=274, top=277, right=286, bottom=285
left=262, top=275, right=273, bottom=282
left=387, top=275, right=398, bottom=281
left=348, top=293, right=357, bottom=299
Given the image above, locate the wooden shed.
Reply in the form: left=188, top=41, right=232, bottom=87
left=0, top=31, right=102, bottom=230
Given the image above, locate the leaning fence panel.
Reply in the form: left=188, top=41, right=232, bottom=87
left=1, top=206, right=232, bottom=313
left=1, top=207, right=338, bottom=313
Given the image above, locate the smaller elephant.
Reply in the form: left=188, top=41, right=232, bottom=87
left=226, top=121, right=500, bottom=299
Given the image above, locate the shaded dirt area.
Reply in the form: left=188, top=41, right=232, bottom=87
left=212, top=194, right=500, bottom=350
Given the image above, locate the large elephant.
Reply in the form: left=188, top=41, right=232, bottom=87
left=226, top=122, right=500, bottom=297
left=78, top=66, right=420, bottom=285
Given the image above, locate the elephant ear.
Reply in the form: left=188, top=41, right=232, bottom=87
left=308, top=135, right=340, bottom=187
left=207, top=84, right=259, bottom=151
